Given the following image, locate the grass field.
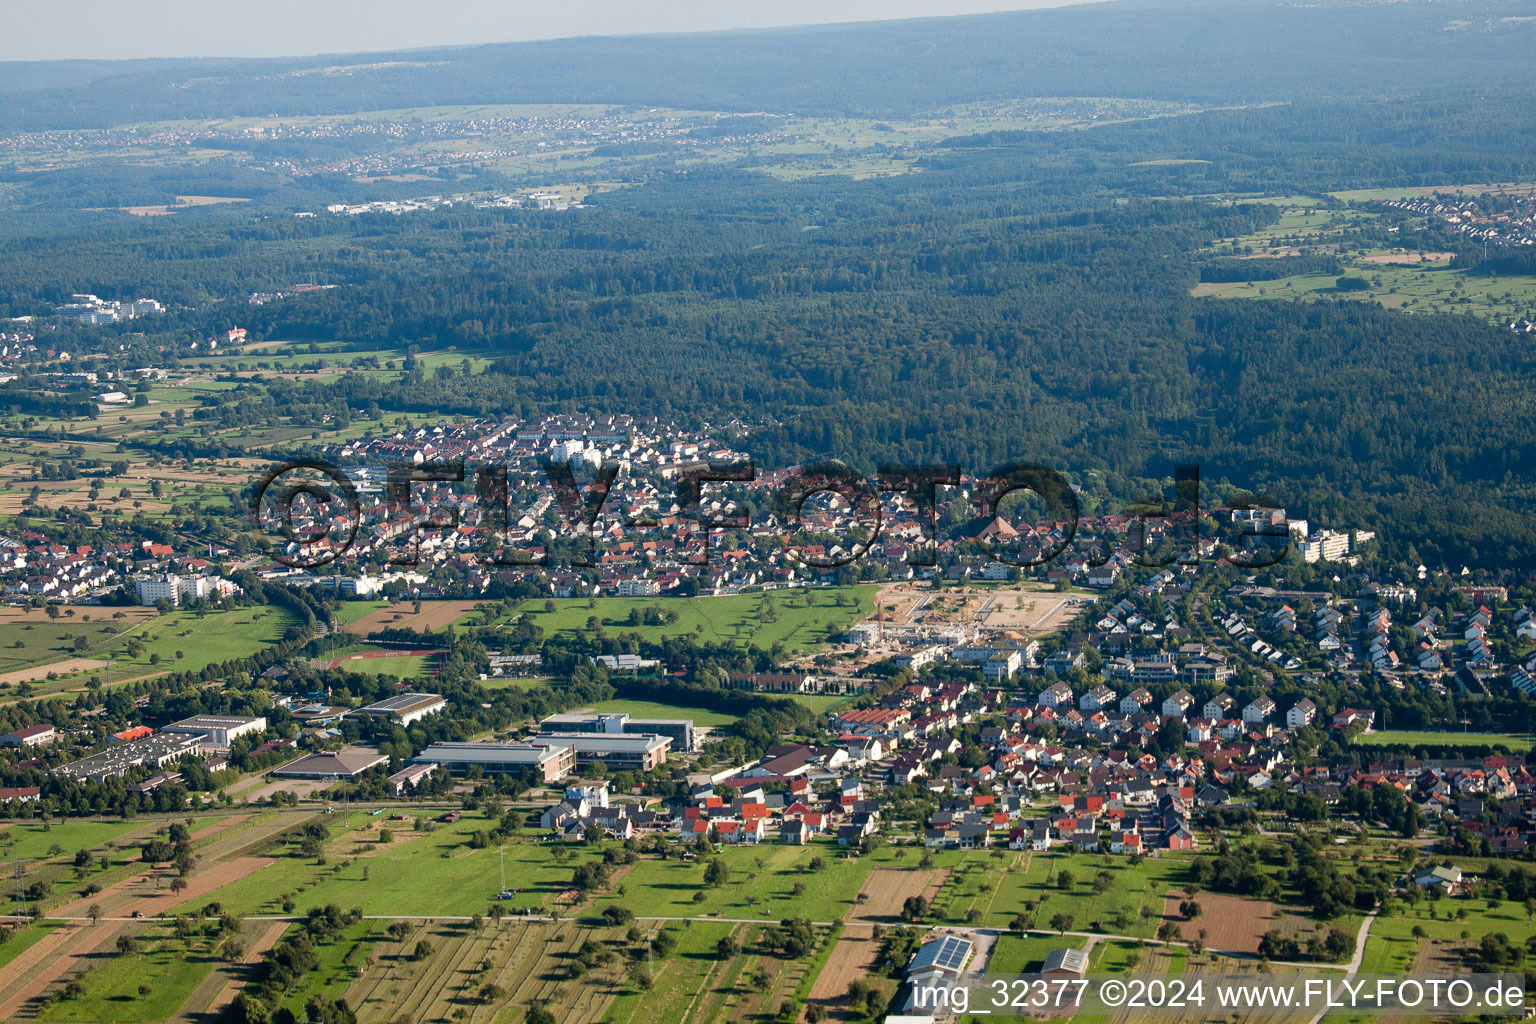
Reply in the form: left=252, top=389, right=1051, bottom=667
left=1350, top=730, right=1533, bottom=752
left=0, top=605, right=300, bottom=698
left=0, top=611, right=156, bottom=677
left=505, top=586, right=877, bottom=654
left=586, top=699, right=740, bottom=728
left=1193, top=198, right=1536, bottom=324
left=585, top=842, right=880, bottom=922
left=780, top=693, right=855, bottom=715
left=477, top=675, right=559, bottom=691
left=0, top=819, right=145, bottom=861
left=331, top=653, right=432, bottom=680
left=332, top=600, right=389, bottom=627
left=174, top=817, right=582, bottom=919
left=0, top=921, right=54, bottom=974
left=932, top=849, right=1197, bottom=934
left=38, top=939, right=216, bottom=1023
left=1360, top=889, right=1534, bottom=976
left=1196, top=262, right=1536, bottom=323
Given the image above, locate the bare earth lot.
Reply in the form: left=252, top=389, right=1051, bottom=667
left=806, top=924, right=881, bottom=1019
left=341, top=600, right=480, bottom=635
left=849, top=867, right=949, bottom=922
left=0, top=657, right=113, bottom=686
left=1160, top=889, right=1275, bottom=954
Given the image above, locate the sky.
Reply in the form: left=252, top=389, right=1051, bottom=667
left=2, top=0, right=1095, bottom=63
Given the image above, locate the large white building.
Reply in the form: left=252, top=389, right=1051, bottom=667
left=135, top=574, right=240, bottom=607
left=1296, top=530, right=1351, bottom=563
left=135, top=574, right=182, bottom=605
left=354, top=693, right=447, bottom=726
left=160, top=715, right=267, bottom=749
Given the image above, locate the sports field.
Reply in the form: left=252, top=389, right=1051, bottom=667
left=1350, top=730, right=1533, bottom=752
left=586, top=698, right=739, bottom=728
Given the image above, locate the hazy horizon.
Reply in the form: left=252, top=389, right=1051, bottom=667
left=2, top=0, right=1099, bottom=63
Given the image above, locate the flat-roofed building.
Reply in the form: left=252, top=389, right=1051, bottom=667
left=532, top=732, right=671, bottom=771
left=268, top=746, right=389, bottom=781
left=55, top=733, right=205, bottom=784
left=387, top=762, right=437, bottom=794
left=160, top=714, right=267, bottom=750
left=412, top=741, right=573, bottom=783
left=291, top=704, right=351, bottom=727
left=353, top=693, right=446, bottom=726
left=539, top=710, right=697, bottom=751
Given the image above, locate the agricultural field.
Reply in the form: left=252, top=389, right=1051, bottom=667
left=0, top=818, right=147, bottom=862
left=340, top=918, right=630, bottom=1024
left=0, top=813, right=278, bottom=1017
left=503, top=586, right=877, bottom=654
left=2, top=810, right=1519, bottom=1024
left=340, top=599, right=481, bottom=636
left=1191, top=197, right=1536, bottom=324
left=1195, top=261, right=1536, bottom=323
left=0, top=603, right=300, bottom=702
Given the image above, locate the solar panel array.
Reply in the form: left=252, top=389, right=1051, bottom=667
left=911, top=935, right=973, bottom=973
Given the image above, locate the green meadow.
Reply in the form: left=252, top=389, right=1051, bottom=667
left=505, top=586, right=877, bottom=654
left=586, top=698, right=740, bottom=728
left=1351, top=730, right=1533, bottom=752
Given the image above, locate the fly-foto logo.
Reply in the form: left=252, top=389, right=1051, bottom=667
left=250, top=458, right=1292, bottom=571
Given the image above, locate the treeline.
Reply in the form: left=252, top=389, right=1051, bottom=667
left=1198, top=254, right=1342, bottom=282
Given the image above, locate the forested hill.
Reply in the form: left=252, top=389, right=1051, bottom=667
left=5, top=137, right=1532, bottom=568
left=2, top=0, right=1536, bottom=129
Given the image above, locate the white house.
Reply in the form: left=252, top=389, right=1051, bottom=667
left=1161, top=690, right=1194, bottom=718
left=1286, top=698, right=1317, bottom=730
left=1243, top=696, right=1275, bottom=724
left=1037, top=681, right=1073, bottom=708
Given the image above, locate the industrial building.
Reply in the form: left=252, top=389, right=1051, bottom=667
left=159, top=714, right=267, bottom=750
left=353, top=692, right=447, bottom=726
left=411, top=741, right=574, bottom=783
left=538, top=709, right=697, bottom=752
left=54, top=733, right=205, bottom=783
left=268, top=746, right=390, bottom=780
left=387, top=762, right=437, bottom=794
left=532, top=731, right=672, bottom=771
